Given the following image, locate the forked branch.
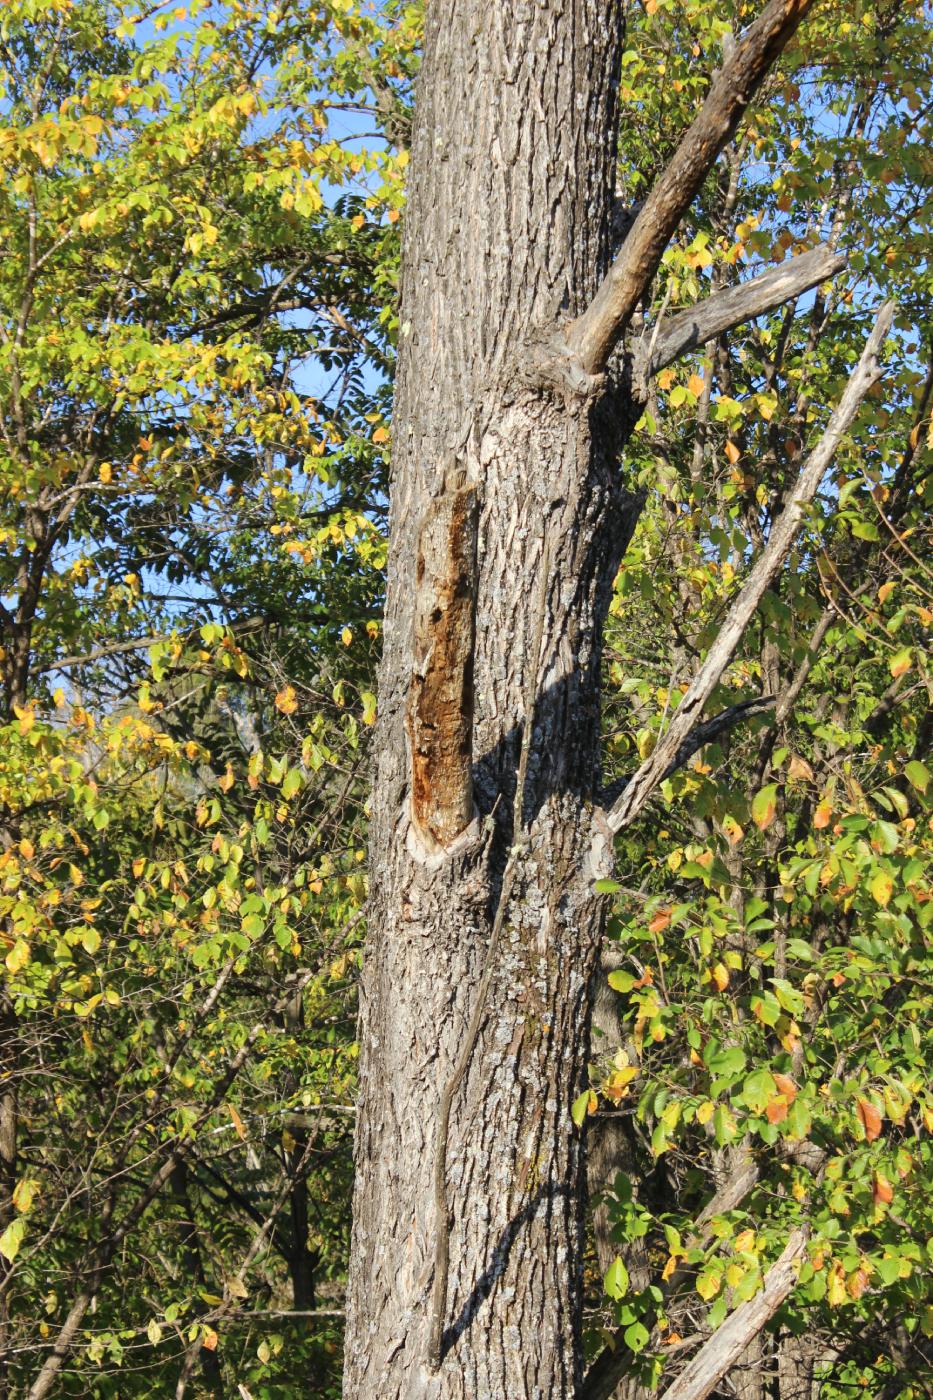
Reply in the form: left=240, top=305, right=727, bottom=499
left=606, top=300, right=894, bottom=834
left=564, top=0, right=816, bottom=377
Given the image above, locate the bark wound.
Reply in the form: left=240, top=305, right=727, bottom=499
left=406, top=470, right=479, bottom=849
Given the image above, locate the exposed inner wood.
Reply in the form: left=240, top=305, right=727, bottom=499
left=406, top=471, right=479, bottom=848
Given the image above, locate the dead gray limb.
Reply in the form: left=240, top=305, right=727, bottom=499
left=657, top=1229, right=809, bottom=1400
left=606, top=300, right=894, bottom=834
left=640, top=244, right=846, bottom=381
left=564, top=0, right=817, bottom=376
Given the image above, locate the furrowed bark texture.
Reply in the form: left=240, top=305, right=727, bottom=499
left=342, top=3, right=636, bottom=1397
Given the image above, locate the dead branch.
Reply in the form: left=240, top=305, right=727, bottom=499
left=564, top=0, right=817, bottom=377
left=606, top=301, right=894, bottom=834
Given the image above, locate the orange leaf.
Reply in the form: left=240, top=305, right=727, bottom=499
left=773, top=1073, right=797, bottom=1102
left=766, top=1098, right=789, bottom=1125
left=847, top=1267, right=870, bottom=1300
left=787, top=755, right=814, bottom=782
left=857, top=1098, right=883, bottom=1142
left=873, top=1172, right=893, bottom=1204
left=687, top=373, right=706, bottom=398
left=228, top=1105, right=248, bottom=1142
left=201, top=1327, right=219, bottom=1352
left=813, top=800, right=832, bottom=830
left=724, top=439, right=741, bottom=464
left=648, top=907, right=672, bottom=934
left=275, top=685, right=298, bottom=715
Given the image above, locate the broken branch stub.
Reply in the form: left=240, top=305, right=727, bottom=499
left=406, top=471, right=479, bottom=849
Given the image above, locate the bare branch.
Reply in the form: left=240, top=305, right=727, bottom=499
left=656, top=1229, right=808, bottom=1400
left=641, top=245, right=846, bottom=380
left=601, top=697, right=775, bottom=808
left=606, top=300, right=894, bottom=834
left=564, top=0, right=816, bottom=377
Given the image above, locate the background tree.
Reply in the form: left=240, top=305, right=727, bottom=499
left=0, top=1, right=412, bottom=1395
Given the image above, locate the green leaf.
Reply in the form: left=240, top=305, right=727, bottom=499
left=623, top=1321, right=649, bottom=1353
left=0, top=1218, right=25, bottom=1263
left=282, top=768, right=302, bottom=799
left=905, top=760, right=930, bottom=794
left=604, top=1256, right=629, bottom=1299
left=571, top=1090, right=596, bottom=1128
left=751, top=784, right=778, bottom=831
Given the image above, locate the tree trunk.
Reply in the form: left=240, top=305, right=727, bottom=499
left=342, top=3, right=638, bottom=1396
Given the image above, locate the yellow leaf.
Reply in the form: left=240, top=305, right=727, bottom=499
left=877, top=580, right=895, bottom=604
left=696, top=1271, right=720, bottom=1300
left=827, top=1263, right=846, bottom=1307
left=889, top=647, right=912, bottom=678
left=218, top=766, right=235, bottom=793
left=99, top=462, right=112, bottom=484
left=711, top=962, right=729, bottom=991
left=14, top=706, right=35, bottom=735
left=787, top=755, right=814, bottom=782
left=734, top=1229, right=756, bottom=1254
left=342, top=627, right=353, bottom=646
left=18, top=839, right=34, bottom=860
left=12, top=1179, right=37, bottom=1213
left=228, top=1104, right=248, bottom=1142
left=5, top=940, right=30, bottom=975
left=687, top=373, right=706, bottom=398
left=697, top=1100, right=715, bottom=1125
left=870, top=870, right=893, bottom=907
left=275, top=685, right=298, bottom=715
left=604, top=1066, right=638, bottom=1102
left=724, top=439, right=741, bottom=464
